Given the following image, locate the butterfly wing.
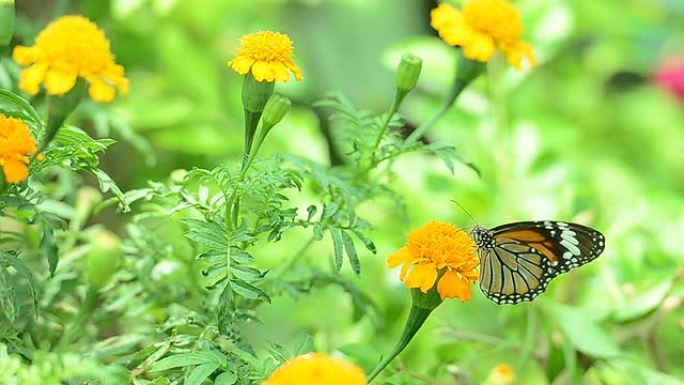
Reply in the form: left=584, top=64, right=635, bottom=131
left=479, top=221, right=605, bottom=305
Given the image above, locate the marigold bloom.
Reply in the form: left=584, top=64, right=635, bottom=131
left=262, top=353, right=366, bottom=385
left=431, top=0, right=535, bottom=69
left=12, top=15, right=128, bottom=102
left=487, top=363, right=516, bottom=385
left=228, top=31, right=303, bottom=83
left=0, top=115, right=37, bottom=183
left=388, top=221, right=479, bottom=301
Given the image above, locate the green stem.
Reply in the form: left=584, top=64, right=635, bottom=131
left=405, top=52, right=484, bottom=144
left=367, top=305, right=434, bottom=383
left=370, top=91, right=406, bottom=165
left=242, top=109, right=262, bottom=170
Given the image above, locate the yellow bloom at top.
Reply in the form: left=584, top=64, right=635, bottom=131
left=228, top=31, right=303, bottom=83
left=12, top=15, right=128, bottom=102
left=262, top=353, right=366, bottom=385
left=431, top=0, right=535, bottom=69
left=388, top=221, right=479, bottom=301
left=0, top=115, right=37, bottom=184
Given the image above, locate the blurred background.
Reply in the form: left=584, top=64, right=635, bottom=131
left=8, top=0, right=684, bottom=383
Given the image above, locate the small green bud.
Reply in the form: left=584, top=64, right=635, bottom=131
left=262, top=93, right=291, bottom=128
left=85, top=229, right=122, bottom=288
left=0, top=0, right=14, bottom=50
left=74, top=186, right=102, bottom=224
left=170, top=169, right=188, bottom=184
left=396, top=53, right=423, bottom=93
left=241, top=73, right=275, bottom=113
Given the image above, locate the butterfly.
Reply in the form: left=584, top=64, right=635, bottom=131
left=471, top=221, right=605, bottom=305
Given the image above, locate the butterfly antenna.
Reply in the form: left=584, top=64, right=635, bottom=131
left=450, top=199, right=480, bottom=228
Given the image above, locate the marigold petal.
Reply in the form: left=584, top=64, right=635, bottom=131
left=44, top=67, right=78, bottom=95
left=387, top=248, right=410, bottom=268
left=1, top=158, right=30, bottom=184
left=431, top=4, right=473, bottom=47
left=252, top=61, right=276, bottom=82
left=273, top=63, right=290, bottom=82
left=19, top=63, right=48, bottom=95
left=262, top=353, right=366, bottom=385
left=463, top=31, right=496, bottom=62
left=228, top=56, right=255, bottom=75
left=284, top=60, right=304, bottom=81
left=501, top=40, right=536, bottom=69
left=437, top=270, right=471, bottom=301
left=12, top=46, right=39, bottom=66
left=88, top=77, right=116, bottom=103
left=405, top=264, right=438, bottom=293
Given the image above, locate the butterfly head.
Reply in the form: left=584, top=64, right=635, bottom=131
left=471, top=226, right=495, bottom=250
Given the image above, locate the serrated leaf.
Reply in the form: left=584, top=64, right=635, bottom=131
left=182, top=219, right=229, bottom=250
left=330, top=228, right=344, bottom=271
left=185, top=362, right=219, bottom=385
left=232, top=265, right=264, bottom=281
left=341, top=230, right=360, bottom=275
left=40, top=224, right=59, bottom=277
left=215, top=372, right=237, bottom=385
left=313, top=223, right=324, bottom=240
left=148, top=352, right=218, bottom=372
left=90, top=168, right=131, bottom=212
left=0, top=89, right=43, bottom=131
left=231, top=279, right=270, bottom=302
left=352, top=229, right=376, bottom=254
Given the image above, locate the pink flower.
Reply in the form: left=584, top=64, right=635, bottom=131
left=655, top=58, right=684, bottom=101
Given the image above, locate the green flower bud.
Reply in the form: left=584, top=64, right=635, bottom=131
left=0, top=0, right=14, bottom=51
left=241, top=73, right=275, bottom=113
left=170, top=168, right=188, bottom=184
left=262, top=93, right=291, bottom=128
left=74, top=187, right=102, bottom=227
left=396, top=53, right=423, bottom=93
left=85, top=229, right=122, bottom=288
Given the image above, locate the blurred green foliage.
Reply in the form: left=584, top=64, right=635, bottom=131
left=1, top=0, right=683, bottom=384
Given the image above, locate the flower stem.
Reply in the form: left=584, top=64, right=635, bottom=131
left=370, top=90, right=406, bottom=165
left=367, top=305, right=434, bottom=383
left=405, top=52, right=484, bottom=144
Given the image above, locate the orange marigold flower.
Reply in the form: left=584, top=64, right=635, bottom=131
left=12, top=15, right=128, bottom=102
left=431, top=0, right=535, bottom=69
left=228, top=31, right=303, bottom=83
left=0, top=115, right=37, bottom=184
left=388, top=221, right=479, bottom=301
left=262, top=353, right=366, bottom=385
left=487, top=363, right=516, bottom=385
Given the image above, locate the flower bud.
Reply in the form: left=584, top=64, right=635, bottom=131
left=262, top=93, right=291, bottom=128
left=74, top=186, right=102, bottom=225
left=0, top=0, right=14, bottom=50
left=396, top=53, right=423, bottom=93
left=241, top=73, right=275, bottom=113
left=85, top=229, right=122, bottom=288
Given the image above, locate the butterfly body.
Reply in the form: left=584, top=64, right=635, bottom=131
left=472, top=221, right=605, bottom=305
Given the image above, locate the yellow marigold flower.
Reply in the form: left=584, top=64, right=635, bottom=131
left=262, top=353, right=366, bottom=385
left=0, top=115, right=37, bottom=184
left=228, top=31, right=303, bottom=83
left=431, top=0, right=535, bottom=69
left=487, top=363, right=516, bottom=385
left=12, top=15, right=128, bottom=102
left=388, top=221, right=479, bottom=301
